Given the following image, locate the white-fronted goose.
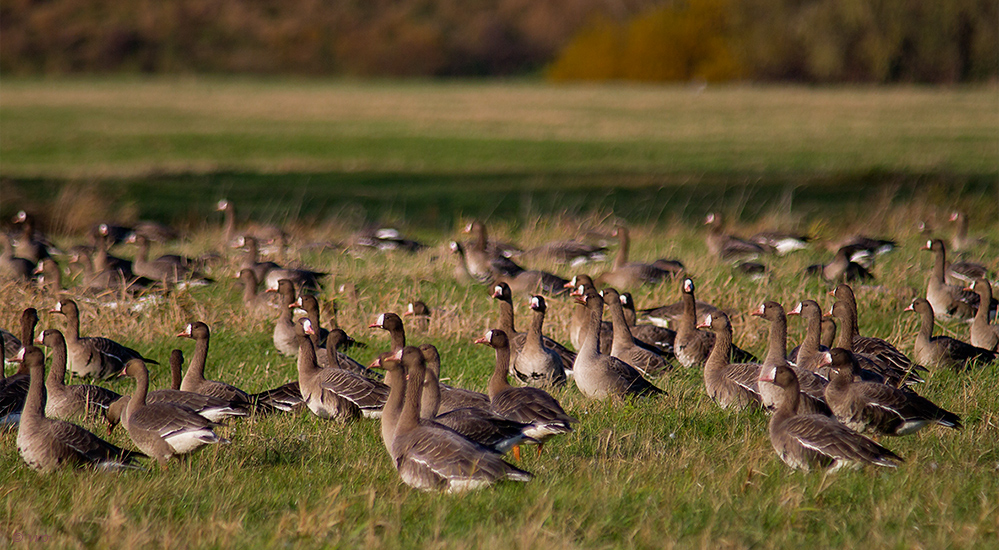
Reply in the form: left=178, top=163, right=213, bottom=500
left=923, top=239, right=977, bottom=319
left=236, top=235, right=326, bottom=291
left=403, top=300, right=431, bottom=333
left=805, top=245, right=873, bottom=283
left=786, top=300, right=828, bottom=371
left=460, top=220, right=523, bottom=283
left=33, top=258, right=62, bottom=294
left=1, top=332, right=28, bottom=429
left=217, top=199, right=284, bottom=247
left=566, top=276, right=612, bottom=354
left=697, top=312, right=762, bottom=410
left=949, top=211, right=985, bottom=252
left=236, top=268, right=277, bottom=316
left=16, top=346, right=141, bottom=472
left=94, top=225, right=139, bottom=279
left=69, top=250, right=148, bottom=295
left=751, top=301, right=830, bottom=416
left=52, top=299, right=158, bottom=379
left=595, top=225, right=682, bottom=288
left=821, top=348, right=961, bottom=436
left=378, top=346, right=532, bottom=492
left=494, top=268, right=570, bottom=297
left=298, top=322, right=388, bottom=420
left=294, top=294, right=331, bottom=348
left=511, top=295, right=567, bottom=387
left=120, top=358, right=228, bottom=467
left=491, top=283, right=576, bottom=374
left=968, top=279, right=998, bottom=351
left=1, top=232, right=35, bottom=282
left=704, top=213, right=771, bottom=259
left=419, top=349, right=534, bottom=455
left=829, top=284, right=923, bottom=386
left=370, top=312, right=408, bottom=354
left=37, top=329, right=120, bottom=420
left=619, top=292, right=676, bottom=355
left=750, top=230, right=810, bottom=255
left=270, top=279, right=299, bottom=356
left=636, top=286, right=723, bottom=330
left=512, top=240, right=606, bottom=266
left=601, top=288, right=671, bottom=376
left=828, top=235, right=896, bottom=265
left=571, top=290, right=664, bottom=399
left=759, top=362, right=902, bottom=472
left=905, top=298, right=996, bottom=371
left=107, top=348, right=249, bottom=433
left=127, top=234, right=211, bottom=285
left=177, top=322, right=255, bottom=409
left=674, top=278, right=756, bottom=368
left=11, top=210, right=53, bottom=263
left=476, top=329, right=577, bottom=454
left=418, top=344, right=491, bottom=414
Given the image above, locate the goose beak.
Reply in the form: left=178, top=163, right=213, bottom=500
left=903, top=303, right=915, bottom=312
left=750, top=304, right=766, bottom=317
left=473, top=336, right=489, bottom=345
left=758, top=365, right=775, bottom=383
left=817, top=351, right=832, bottom=367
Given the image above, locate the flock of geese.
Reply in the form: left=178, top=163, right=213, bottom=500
left=1, top=204, right=997, bottom=492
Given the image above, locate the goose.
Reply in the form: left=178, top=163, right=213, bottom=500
left=33, top=258, right=63, bottom=295
left=403, top=300, right=431, bottom=333
left=759, top=362, right=902, bottom=472
left=1, top=232, right=35, bottom=282
left=786, top=300, right=828, bottom=371
left=804, top=245, right=874, bottom=283
left=36, top=329, right=121, bottom=420
left=52, top=299, right=159, bottom=379
left=493, top=268, right=570, bottom=297
left=294, top=294, right=331, bottom=347
left=751, top=301, right=830, bottom=416
left=16, top=346, right=142, bottom=472
left=821, top=348, right=961, bottom=436
left=269, top=279, right=299, bottom=356
left=491, top=282, right=576, bottom=375
left=459, top=220, right=523, bottom=283
left=923, top=239, right=978, bottom=319
left=11, top=210, right=53, bottom=263
left=370, top=312, right=408, bottom=354
left=510, top=295, right=567, bottom=387
left=905, top=298, right=996, bottom=371
left=106, top=349, right=249, bottom=434
left=373, top=347, right=532, bottom=493
left=967, top=279, right=998, bottom=351
left=571, top=290, right=664, bottom=399
left=235, top=268, right=278, bottom=316
left=600, top=288, right=672, bottom=376
left=120, top=358, right=228, bottom=467
left=697, top=312, right=762, bottom=409
left=1, top=333, right=28, bottom=429
left=618, top=292, right=676, bottom=355
left=127, top=234, right=212, bottom=285
left=217, top=199, right=284, bottom=248
left=176, top=322, right=256, bottom=409
left=949, top=211, right=986, bottom=252
left=511, top=240, right=606, bottom=266
left=750, top=230, right=810, bottom=255
left=418, top=344, right=491, bottom=414
left=674, top=278, right=757, bottom=368
left=296, top=321, right=387, bottom=420
left=704, top=213, right=771, bottom=259
left=829, top=284, right=924, bottom=386
left=475, top=329, right=577, bottom=456
left=594, top=225, right=682, bottom=288
left=235, top=235, right=326, bottom=291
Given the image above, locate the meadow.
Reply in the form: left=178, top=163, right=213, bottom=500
left=0, top=79, right=998, bottom=549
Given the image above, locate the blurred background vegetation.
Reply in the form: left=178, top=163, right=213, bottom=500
left=2, top=0, right=995, bottom=83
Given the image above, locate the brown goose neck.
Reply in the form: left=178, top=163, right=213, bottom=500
left=380, top=366, right=406, bottom=452
left=497, top=299, right=516, bottom=334
left=705, top=322, right=732, bottom=373
left=580, top=299, right=603, bottom=356
left=833, top=305, right=855, bottom=350
left=420, top=364, right=441, bottom=419
left=917, top=306, right=935, bottom=341
left=681, top=289, right=696, bottom=332
left=614, top=228, right=629, bottom=269
left=606, top=294, right=634, bottom=348
left=170, top=351, right=183, bottom=390
left=396, top=359, right=425, bottom=437
left=800, top=307, right=821, bottom=356
left=390, top=327, right=406, bottom=353
left=932, top=246, right=946, bottom=282
left=22, top=352, right=46, bottom=420
left=297, top=334, right=321, bottom=377
left=187, top=332, right=210, bottom=382
left=528, top=308, right=546, bottom=343
left=764, top=312, right=788, bottom=366
left=488, top=342, right=513, bottom=399
left=44, top=332, right=68, bottom=388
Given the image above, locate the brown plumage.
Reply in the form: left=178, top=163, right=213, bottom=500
left=674, top=278, right=757, bottom=368
left=905, top=298, right=996, bottom=371
left=491, top=282, right=576, bottom=374
left=751, top=301, right=830, bottom=416
left=968, top=279, right=999, bottom=351
left=52, top=299, right=158, bottom=380
left=594, top=225, right=681, bottom=288
left=177, top=322, right=255, bottom=409
left=296, top=321, right=387, bottom=421
left=601, top=287, right=672, bottom=376
left=36, top=329, right=121, bottom=420
left=923, top=239, right=978, bottom=319
left=698, top=312, right=762, bottom=410
left=759, top=362, right=902, bottom=472
left=619, top=292, right=676, bottom=355
left=418, top=344, right=491, bottom=414
left=821, top=348, right=962, bottom=436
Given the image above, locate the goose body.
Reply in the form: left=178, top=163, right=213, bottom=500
left=52, top=299, right=158, bottom=380
left=906, top=299, right=996, bottom=371
left=37, top=329, right=121, bottom=420
left=699, top=313, right=762, bottom=410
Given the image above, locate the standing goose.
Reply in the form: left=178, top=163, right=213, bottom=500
left=379, top=346, right=533, bottom=493
left=52, top=299, right=159, bottom=380
left=460, top=220, right=524, bottom=283
left=512, top=295, right=567, bottom=387
left=923, top=239, right=978, bottom=319
left=619, top=292, right=676, bottom=355
left=127, top=234, right=211, bottom=285
left=269, top=279, right=299, bottom=356
left=297, top=321, right=388, bottom=420
left=34, top=258, right=63, bottom=295
left=419, top=346, right=535, bottom=455
left=674, top=278, right=756, bottom=368
left=967, top=279, right=999, bottom=351
left=905, top=298, right=996, bottom=371
left=829, top=284, right=923, bottom=386
left=566, top=276, right=613, bottom=353
left=752, top=301, right=830, bottom=416
left=704, top=213, right=771, bottom=260
left=759, top=362, right=902, bottom=472
left=36, top=329, right=121, bottom=420
left=11, top=210, right=53, bottom=263
left=236, top=235, right=326, bottom=291
left=0, top=309, right=39, bottom=426
left=16, top=346, right=142, bottom=472
left=176, top=322, right=256, bottom=409
left=491, top=283, right=576, bottom=374
left=418, top=344, right=491, bottom=414
left=106, top=349, right=249, bottom=433
left=370, top=312, right=408, bottom=354
left=805, top=245, right=874, bottom=283
left=571, top=290, right=664, bottom=399
left=821, top=348, right=961, bottom=436
left=476, top=329, right=577, bottom=455
left=595, top=225, right=682, bottom=288
left=0, top=232, right=35, bottom=282
left=294, top=294, right=330, bottom=348
left=236, top=268, right=277, bottom=316
left=601, top=288, right=672, bottom=376
left=949, top=211, right=986, bottom=252
left=120, top=359, right=228, bottom=467
left=697, top=312, right=762, bottom=410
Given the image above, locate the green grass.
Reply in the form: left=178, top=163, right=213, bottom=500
left=1, top=79, right=998, bottom=549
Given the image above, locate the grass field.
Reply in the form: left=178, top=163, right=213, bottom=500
left=1, top=79, right=998, bottom=549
